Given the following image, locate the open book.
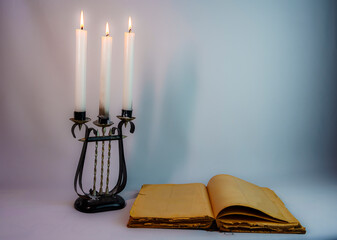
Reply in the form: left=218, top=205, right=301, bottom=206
left=127, top=174, right=305, bottom=234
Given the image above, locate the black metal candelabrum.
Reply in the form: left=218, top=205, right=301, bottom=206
left=70, top=110, right=135, bottom=213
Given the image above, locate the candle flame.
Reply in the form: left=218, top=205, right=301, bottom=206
left=80, top=11, right=84, bottom=29
left=105, top=22, right=109, bottom=36
left=128, top=16, right=132, bottom=32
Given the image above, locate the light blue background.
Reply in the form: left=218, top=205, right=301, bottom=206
left=0, top=0, right=336, bottom=239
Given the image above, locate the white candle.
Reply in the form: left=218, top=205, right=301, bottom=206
left=99, top=22, right=113, bottom=118
left=75, top=10, right=87, bottom=113
left=123, top=16, right=135, bottom=111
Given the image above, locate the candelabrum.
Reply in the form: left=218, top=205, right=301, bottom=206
left=70, top=110, right=135, bottom=213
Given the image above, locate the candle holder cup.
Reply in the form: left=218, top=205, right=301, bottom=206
left=70, top=110, right=135, bottom=213
left=74, top=111, right=87, bottom=121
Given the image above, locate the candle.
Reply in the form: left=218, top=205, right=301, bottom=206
left=99, top=22, right=113, bottom=119
left=75, top=10, right=87, bottom=117
left=123, top=16, right=135, bottom=111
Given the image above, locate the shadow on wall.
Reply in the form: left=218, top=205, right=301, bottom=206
left=127, top=45, right=198, bottom=190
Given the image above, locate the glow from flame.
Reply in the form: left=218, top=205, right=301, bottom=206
left=128, top=16, right=132, bottom=32
left=105, top=22, right=109, bottom=36
left=80, top=11, right=84, bottom=29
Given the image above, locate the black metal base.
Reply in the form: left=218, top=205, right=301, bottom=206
left=74, top=195, right=126, bottom=213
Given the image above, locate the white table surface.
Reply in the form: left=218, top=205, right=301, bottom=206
left=1, top=178, right=337, bottom=240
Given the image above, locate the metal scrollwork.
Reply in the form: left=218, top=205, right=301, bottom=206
left=70, top=114, right=135, bottom=213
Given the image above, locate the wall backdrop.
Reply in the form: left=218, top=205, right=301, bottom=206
left=0, top=0, right=336, bottom=194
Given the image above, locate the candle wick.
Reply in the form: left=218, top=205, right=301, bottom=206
left=106, top=33, right=109, bottom=37
left=81, top=26, right=84, bottom=30
left=129, top=29, right=131, bottom=33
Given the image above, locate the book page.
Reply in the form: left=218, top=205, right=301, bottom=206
left=206, top=174, right=293, bottom=222
left=130, top=183, right=215, bottom=219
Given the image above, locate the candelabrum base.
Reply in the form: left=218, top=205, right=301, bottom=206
left=74, top=195, right=126, bottom=213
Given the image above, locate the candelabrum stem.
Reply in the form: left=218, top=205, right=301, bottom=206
left=92, top=131, right=99, bottom=196
left=105, top=129, right=112, bottom=194
left=99, top=127, right=106, bottom=194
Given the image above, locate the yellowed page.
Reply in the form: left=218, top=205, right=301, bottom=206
left=218, top=219, right=305, bottom=234
left=207, top=174, right=288, bottom=221
left=130, top=183, right=214, bottom=219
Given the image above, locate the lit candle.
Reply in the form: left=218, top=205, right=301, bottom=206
left=123, top=16, right=135, bottom=112
left=99, top=22, right=113, bottom=119
left=75, top=10, right=87, bottom=119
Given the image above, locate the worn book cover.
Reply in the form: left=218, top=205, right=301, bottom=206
left=128, top=174, right=306, bottom=234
